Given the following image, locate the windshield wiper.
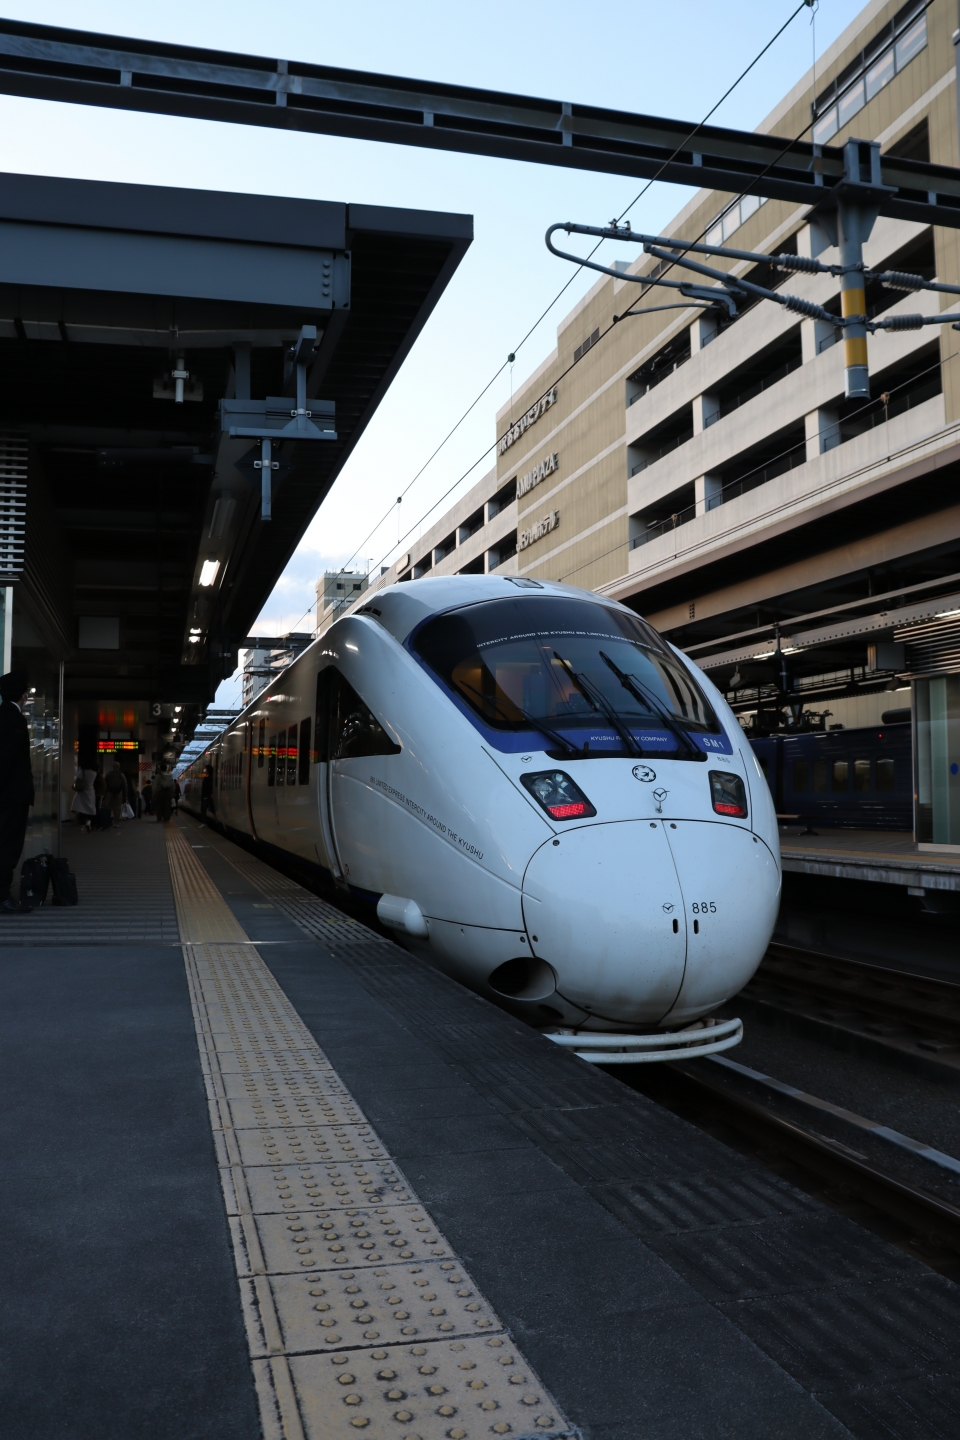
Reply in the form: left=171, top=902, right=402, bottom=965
left=553, top=651, right=644, bottom=758
left=599, top=650, right=702, bottom=760
left=457, top=679, right=585, bottom=758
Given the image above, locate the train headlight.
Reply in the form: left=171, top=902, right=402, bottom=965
left=709, top=769, right=748, bottom=818
left=521, top=769, right=596, bottom=821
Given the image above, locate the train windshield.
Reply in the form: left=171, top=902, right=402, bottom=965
left=412, top=596, right=720, bottom=757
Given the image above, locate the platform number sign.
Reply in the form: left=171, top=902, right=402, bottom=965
left=150, top=702, right=162, bottom=718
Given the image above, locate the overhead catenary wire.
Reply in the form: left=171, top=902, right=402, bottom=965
left=329, top=0, right=813, bottom=587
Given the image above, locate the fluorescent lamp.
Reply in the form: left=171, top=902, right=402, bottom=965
left=199, top=560, right=220, bottom=587
left=189, top=635, right=201, bottom=644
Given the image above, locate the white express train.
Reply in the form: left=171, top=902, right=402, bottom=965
left=181, top=576, right=780, bottom=1062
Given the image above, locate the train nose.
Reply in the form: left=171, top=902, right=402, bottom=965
left=521, top=821, right=687, bottom=1025
left=658, top=820, right=779, bottom=1025
left=521, top=819, right=780, bottom=1028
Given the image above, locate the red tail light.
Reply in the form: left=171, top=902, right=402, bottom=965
left=709, top=770, right=748, bottom=818
left=521, top=770, right=596, bottom=821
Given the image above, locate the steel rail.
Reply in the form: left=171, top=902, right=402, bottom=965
left=622, top=1060, right=960, bottom=1269
left=4, top=17, right=960, bottom=227
left=747, top=942, right=960, bottom=1050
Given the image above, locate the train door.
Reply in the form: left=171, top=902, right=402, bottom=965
left=245, top=719, right=257, bottom=840
left=315, top=668, right=345, bottom=881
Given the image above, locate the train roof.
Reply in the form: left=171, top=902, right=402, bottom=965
left=351, top=574, right=638, bottom=645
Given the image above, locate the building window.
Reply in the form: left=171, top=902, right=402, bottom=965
left=813, top=2, right=926, bottom=145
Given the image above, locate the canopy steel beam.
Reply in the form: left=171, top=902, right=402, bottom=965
left=4, top=17, right=960, bottom=228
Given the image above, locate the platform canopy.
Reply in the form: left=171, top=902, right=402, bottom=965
left=0, top=170, right=470, bottom=707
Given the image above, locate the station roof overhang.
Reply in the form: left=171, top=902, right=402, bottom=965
left=1, top=169, right=471, bottom=706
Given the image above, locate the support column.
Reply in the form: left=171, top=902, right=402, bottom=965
left=695, top=474, right=722, bottom=514
left=692, top=394, right=719, bottom=434
left=806, top=408, right=839, bottom=459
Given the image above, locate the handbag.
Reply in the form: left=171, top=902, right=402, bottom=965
left=121, top=802, right=134, bottom=819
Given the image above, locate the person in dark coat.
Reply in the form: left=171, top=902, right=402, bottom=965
left=200, top=766, right=214, bottom=826
left=0, top=670, right=34, bottom=913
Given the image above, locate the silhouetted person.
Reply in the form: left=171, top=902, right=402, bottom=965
left=104, top=760, right=128, bottom=824
left=0, top=671, right=34, bottom=913
left=153, top=766, right=174, bottom=824
left=200, top=766, right=214, bottom=826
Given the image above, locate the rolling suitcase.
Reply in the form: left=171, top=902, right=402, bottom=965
left=50, top=857, right=78, bottom=906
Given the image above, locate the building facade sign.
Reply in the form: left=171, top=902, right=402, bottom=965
left=517, top=451, right=559, bottom=500
left=498, top=387, right=557, bottom=456
left=519, top=509, right=559, bottom=552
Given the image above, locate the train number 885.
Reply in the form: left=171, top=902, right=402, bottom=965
left=691, top=902, right=717, bottom=914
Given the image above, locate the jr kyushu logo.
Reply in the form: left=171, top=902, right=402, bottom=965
left=631, top=764, right=656, bottom=783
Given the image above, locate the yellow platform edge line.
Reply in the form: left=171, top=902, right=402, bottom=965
left=162, top=821, right=574, bottom=1440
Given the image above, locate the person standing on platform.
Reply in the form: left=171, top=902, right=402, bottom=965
left=0, top=671, right=35, bottom=914
left=153, top=765, right=174, bottom=824
left=200, top=765, right=214, bottom=826
left=71, top=762, right=97, bottom=832
left=141, top=775, right=153, bottom=816
left=104, top=760, right=128, bottom=826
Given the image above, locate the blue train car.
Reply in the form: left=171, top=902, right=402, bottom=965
left=749, top=722, right=912, bottom=830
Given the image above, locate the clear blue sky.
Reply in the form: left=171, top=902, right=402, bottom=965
left=7, top=2, right=865, bottom=702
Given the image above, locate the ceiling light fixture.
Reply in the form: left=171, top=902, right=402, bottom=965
left=199, top=559, right=220, bottom=587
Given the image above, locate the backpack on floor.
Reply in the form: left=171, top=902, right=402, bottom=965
left=50, top=857, right=78, bottom=906
left=19, top=854, right=51, bottom=908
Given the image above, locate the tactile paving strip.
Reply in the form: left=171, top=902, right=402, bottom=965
left=164, top=825, right=575, bottom=1440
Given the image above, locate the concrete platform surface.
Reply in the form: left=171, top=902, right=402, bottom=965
left=780, top=827, right=960, bottom=890
left=0, top=812, right=958, bottom=1438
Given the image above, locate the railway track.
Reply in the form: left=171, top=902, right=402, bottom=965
left=738, top=942, right=960, bottom=1068
left=622, top=1059, right=960, bottom=1282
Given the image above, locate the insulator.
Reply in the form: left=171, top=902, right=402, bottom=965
left=772, top=253, right=820, bottom=273
left=880, top=313, right=925, bottom=331
left=782, top=293, right=832, bottom=319
left=879, top=270, right=924, bottom=291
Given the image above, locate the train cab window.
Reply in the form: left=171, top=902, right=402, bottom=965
left=268, top=734, right=277, bottom=786
left=832, top=759, right=849, bottom=791
left=316, top=667, right=401, bottom=761
left=286, top=726, right=298, bottom=785
left=411, top=594, right=719, bottom=756
left=812, top=760, right=829, bottom=792
left=258, top=718, right=265, bottom=769
left=877, top=757, right=896, bottom=792
left=853, top=758, right=871, bottom=792
left=298, top=718, right=311, bottom=784
left=791, top=760, right=808, bottom=793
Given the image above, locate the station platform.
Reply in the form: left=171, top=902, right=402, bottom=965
left=2, top=817, right=959, bottom=1438
left=779, top=828, right=960, bottom=892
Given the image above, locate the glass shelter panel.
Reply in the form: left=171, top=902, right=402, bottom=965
left=914, top=677, right=960, bottom=846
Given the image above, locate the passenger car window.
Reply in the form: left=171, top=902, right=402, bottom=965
left=812, top=760, right=829, bottom=792
left=832, top=759, right=849, bottom=791
left=268, top=733, right=277, bottom=787
left=853, top=758, right=871, bottom=792
left=791, top=760, right=808, bottom=793
left=317, top=667, right=401, bottom=761
left=299, top=717, right=311, bottom=784
left=876, top=757, right=895, bottom=792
